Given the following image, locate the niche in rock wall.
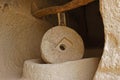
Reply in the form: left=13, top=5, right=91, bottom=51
left=42, top=0, right=104, bottom=58
left=22, top=1, right=104, bottom=80
left=66, top=0, right=104, bottom=58
left=0, top=0, right=105, bottom=80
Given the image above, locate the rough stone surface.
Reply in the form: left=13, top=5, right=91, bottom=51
left=0, top=0, right=52, bottom=79
left=94, top=0, right=120, bottom=80
left=41, top=26, right=84, bottom=63
left=22, top=58, right=99, bottom=80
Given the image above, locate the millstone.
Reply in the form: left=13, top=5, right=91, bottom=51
left=41, top=26, right=84, bottom=63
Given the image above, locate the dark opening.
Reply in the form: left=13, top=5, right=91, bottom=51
left=59, top=44, right=66, bottom=51
left=66, top=0, right=104, bottom=58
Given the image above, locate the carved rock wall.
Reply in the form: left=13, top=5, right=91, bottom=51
left=0, top=0, right=53, bottom=79
left=94, top=0, right=120, bottom=80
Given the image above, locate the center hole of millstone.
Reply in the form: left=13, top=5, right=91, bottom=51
left=59, top=44, right=66, bottom=51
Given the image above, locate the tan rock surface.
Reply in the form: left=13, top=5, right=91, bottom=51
left=0, top=0, right=53, bottom=79
left=22, top=58, right=99, bottom=80
left=94, top=0, right=120, bottom=80
left=41, top=26, right=84, bottom=63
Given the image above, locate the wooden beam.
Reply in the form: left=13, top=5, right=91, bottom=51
left=32, top=0, right=94, bottom=18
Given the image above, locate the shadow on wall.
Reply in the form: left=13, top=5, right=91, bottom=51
left=66, top=0, right=104, bottom=58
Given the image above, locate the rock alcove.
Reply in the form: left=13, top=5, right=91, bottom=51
left=0, top=0, right=119, bottom=80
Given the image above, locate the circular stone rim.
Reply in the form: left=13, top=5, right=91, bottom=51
left=41, top=26, right=84, bottom=63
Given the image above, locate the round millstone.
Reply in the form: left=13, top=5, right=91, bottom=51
left=41, top=26, right=84, bottom=63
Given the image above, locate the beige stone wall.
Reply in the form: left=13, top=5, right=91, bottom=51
left=94, top=0, right=120, bottom=80
left=0, top=0, right=53, bottom=79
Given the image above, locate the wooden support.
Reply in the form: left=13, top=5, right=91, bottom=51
left=32, top=0, right=94, bottom=18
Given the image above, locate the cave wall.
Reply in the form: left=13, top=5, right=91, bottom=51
left=0, top=0, right=53, bottom=79
left=94, top=0, right=120, bottom=79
